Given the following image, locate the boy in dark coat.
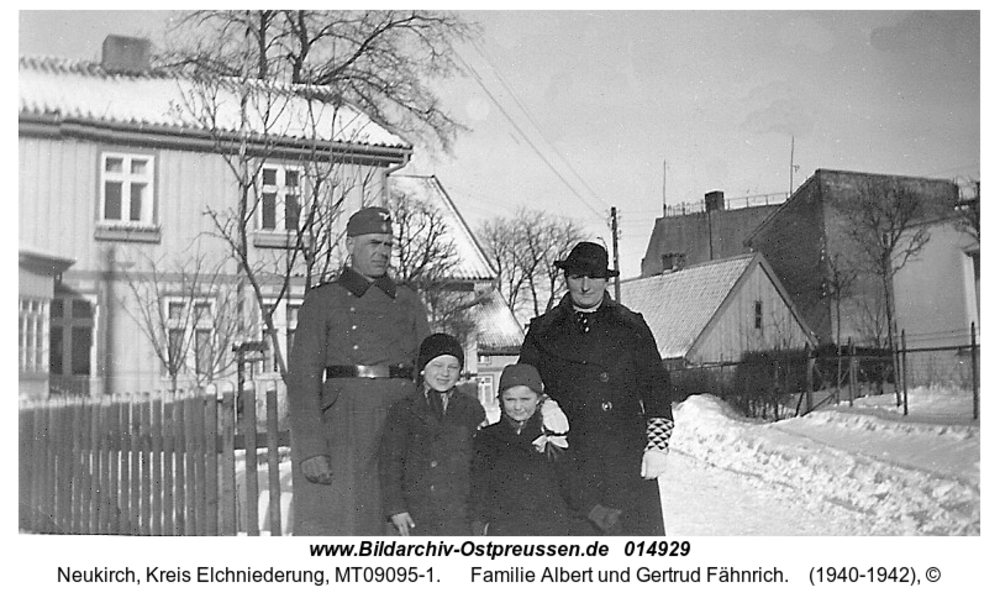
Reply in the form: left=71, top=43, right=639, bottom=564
left=379, top=334, right=486, bottom=536
left=469, top=364, right=621, bottom=536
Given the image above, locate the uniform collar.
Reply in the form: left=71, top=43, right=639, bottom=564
left=338, top=267, right=397, bottom=298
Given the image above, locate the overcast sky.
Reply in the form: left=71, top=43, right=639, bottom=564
left=18, top=9, right=981, bottom=278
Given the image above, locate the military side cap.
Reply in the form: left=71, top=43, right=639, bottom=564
left=346, top=206, right=392, bottom=236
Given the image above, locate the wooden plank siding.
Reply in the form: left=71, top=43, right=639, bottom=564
left=19, top=133, right=402, bottom=394
left=689, top=258, right=816, bottom=364
left=18, top=383, right=291, bottom=536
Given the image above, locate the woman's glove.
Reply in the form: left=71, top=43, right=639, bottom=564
left=540, top=397, right=569, bottom=434
left=640, top=449, right=671, bottom=480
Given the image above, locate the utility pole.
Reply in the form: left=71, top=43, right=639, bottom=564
left=611, top=206, right=621, bottom=301
left=789, top=135, right=796, bottom=197
left=662, top=160, right=667, bottom=217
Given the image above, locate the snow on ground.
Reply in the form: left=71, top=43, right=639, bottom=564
left=248, top=388, right=979, bottom=536
left=666, top=388, right=980, bottom=536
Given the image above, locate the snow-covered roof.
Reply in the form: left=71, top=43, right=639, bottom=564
left=389, top=174, right=496, bottom=281
left=470, top=287, right=525, bottom=354
left=18, top=55, right=409, bottom=150
left=621, top=254, right=755, bottom=360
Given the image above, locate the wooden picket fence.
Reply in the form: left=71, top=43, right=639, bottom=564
left=18, top=382, right=291, bottom=536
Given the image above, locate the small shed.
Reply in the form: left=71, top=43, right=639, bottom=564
left=620, top=253, right=816, bottom=368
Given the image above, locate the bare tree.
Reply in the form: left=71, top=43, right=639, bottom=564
left=118, top=251, right=244, bottom=391
left=477, top=208, right=588, bottom=323
left=163, top=10, right=478, bottom=152
left=833, top=178, right=950, bottom=404
left=537, top=215, right=588, bottom=314
left=160, top=10, right=474, bottom=382
left=822, top=251, right=858, bottom=350
left=388, top=188, right=483, bottom=347
left=478, top=216, right=530, bottom=314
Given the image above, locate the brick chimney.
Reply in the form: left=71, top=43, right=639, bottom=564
left=101, top=35, right=151, bottom=73
left=705, top=190, right=725, bottom=212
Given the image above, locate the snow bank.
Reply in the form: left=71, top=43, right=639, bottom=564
left=672, top=393, right=980, bottom=535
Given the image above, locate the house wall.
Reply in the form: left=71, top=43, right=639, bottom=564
left=640, top=204, right=777, bottom=277
left=745, top=176, right=829, bottom=343
left=748, top=169, right=959, bottom=348
left=819, top=170, right=959, bottom=347
left=688, top=261, right=814, bottom=364
left=20, top=133, right=397, bottom=393
left=894, top=220, right=978, bottom=348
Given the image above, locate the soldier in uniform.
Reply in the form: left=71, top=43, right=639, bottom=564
left=518, top=242, right=675, bottom=535
left=287, top=206, right=430, bottom=536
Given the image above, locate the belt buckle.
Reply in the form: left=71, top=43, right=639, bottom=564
left=356, top=365, right=389, bottom=378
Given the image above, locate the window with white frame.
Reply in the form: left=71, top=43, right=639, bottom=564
left=100, top=152, right=155, bottom=227
left=164, top=297, right=215, bottom=378
left=19, top=298, right=48, bottom=375
left=259, top=165, right=304, bottom=233
left=50, top=297, right=95, bottom=378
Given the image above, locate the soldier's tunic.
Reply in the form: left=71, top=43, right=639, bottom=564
left=519, top=293, right=673, bottom=535
left=288, top=267, right=430, bottom=536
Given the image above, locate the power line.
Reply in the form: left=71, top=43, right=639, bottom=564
left=469, top=40, right=607, bottom=209
left=454, top=48, right=608, bottom=222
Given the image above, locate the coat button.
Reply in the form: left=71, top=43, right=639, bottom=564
left=601, top=401, right=613, bottom=411
left=430, top=485, right=436, bottom=492
left=430, top=461, right=438, bottom=468
left=599, top=372, right=609, bottom=382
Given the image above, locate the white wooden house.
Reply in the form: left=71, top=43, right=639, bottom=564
left=19, top=36, right=412, bottom=395
left=620, top=253, right=817, bottom=367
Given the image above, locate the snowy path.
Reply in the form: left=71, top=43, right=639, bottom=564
left=663, top=394, right=980, bottom=536
left=658, top=450, right=870, bottom=535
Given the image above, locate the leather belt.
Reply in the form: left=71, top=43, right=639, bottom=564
left=325, top=365, right=413, bottom=380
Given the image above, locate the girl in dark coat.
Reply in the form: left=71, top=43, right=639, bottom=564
left=470, top=364, right=620, bottom=536
left=379, top=334, right=486, bottom=536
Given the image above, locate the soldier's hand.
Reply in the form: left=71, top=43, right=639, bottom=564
left=301, top=455, right=333, bottom=485
left=391, top=512, right=416, bottom=536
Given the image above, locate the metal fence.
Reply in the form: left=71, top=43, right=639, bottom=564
left=672, top=327, right=979, bottom=422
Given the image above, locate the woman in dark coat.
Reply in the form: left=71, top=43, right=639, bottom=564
left=519, top=242, right=675, bottom=536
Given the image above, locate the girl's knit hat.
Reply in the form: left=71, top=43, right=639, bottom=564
left=498, top=363, right=544, bottom=395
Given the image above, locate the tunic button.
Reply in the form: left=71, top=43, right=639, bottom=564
left=350, top=307, right=356, bottom=313
left=430, top=461, right=437, bottom=468
left=601, top=401, right=613, bottom=412
left=430, top=485, right=436, bottom=492
left=353, top=345, right=359, bottom=350
left=599, top=372, right=610, bottom=382
left=351, top=325, right=358, bottom=330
